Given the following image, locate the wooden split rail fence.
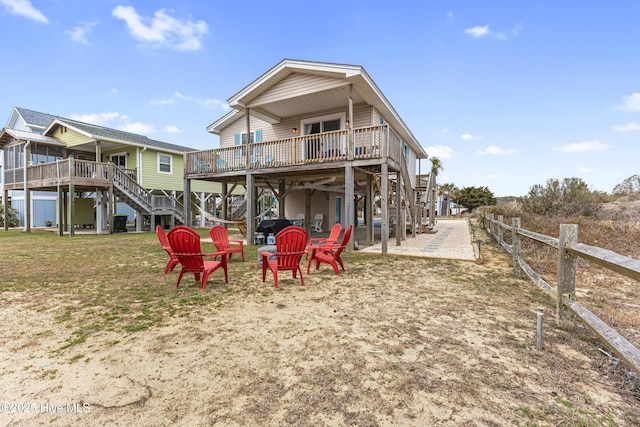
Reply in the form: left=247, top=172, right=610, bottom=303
left=480, top=212, right=640, bottom=376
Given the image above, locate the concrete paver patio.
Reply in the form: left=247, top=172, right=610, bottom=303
left=358, top=218, right=476, bottom=261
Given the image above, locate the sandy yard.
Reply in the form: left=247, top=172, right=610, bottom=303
left=1, top=226, right=639, bottom=426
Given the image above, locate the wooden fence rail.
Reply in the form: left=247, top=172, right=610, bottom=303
left=479, top=212, right=640, bottom=376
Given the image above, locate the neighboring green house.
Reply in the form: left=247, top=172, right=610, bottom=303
left=1, top=107, right=222, bottom=234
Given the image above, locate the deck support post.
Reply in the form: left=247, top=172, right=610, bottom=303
left=366, top=174, right=373, bottom=245
left=396, top=171, right=402, bottom=246
left=57, top=185, right=63, bottom=236
left=2, top=188, right=8, bottom=231
left=23, top=141, right=31, bottom=233
left=345, top=165, right=354, bottom=250
left=278, top=179, right=285, bottom=218
left=381, top=163, right=389, bottom=255
left=199, top=192, right=206, bottom=227
left=246, top=173, right=255, bottom=245
left=221, top=183, right=228, bottom=225
left=304, top=189, right=312, bottom=235
left=68, top=183, right=75, bottom=237
left=183, top=179, right=191, bottom=228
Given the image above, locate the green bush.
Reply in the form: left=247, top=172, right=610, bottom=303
left=0, top=203, right=19, bottom=227
left=518, top=178, right=610, bottom=217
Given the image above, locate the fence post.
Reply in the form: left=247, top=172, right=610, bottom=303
left=491, top=214, right=498, bottom=242
left=557, top=224, right=578, bottom=325
left=512, top=217, right=522, bottom=278
left=487, top=213, right=494, bottom=241
left=497, top=215, right=504, bottom=245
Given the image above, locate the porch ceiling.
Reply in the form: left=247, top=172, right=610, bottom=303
left=248, top=85, right=367, bottom=119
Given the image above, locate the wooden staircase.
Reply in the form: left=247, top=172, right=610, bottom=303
left=111, top=164, right=184, bottom=224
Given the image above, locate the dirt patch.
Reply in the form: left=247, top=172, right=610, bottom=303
left=1, top=228, right=639, bottom=426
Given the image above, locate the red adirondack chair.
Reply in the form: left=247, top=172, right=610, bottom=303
left=306, top=223, right=342, bottom=258
left=261, top=226, right=309, bottom=289
left=209, top=225, right=245, bottom=261
left=167, top=226, right=229, bottom=289
left=157, top=225, right=179, bottom=274
left=307, top=225, right=352, bottom=275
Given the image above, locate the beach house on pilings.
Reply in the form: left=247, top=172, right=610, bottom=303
left=183, top=59, right=431, bottom=253
left=0, top=107, right=221, bottom=235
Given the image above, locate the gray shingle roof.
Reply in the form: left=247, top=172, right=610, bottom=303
left=15, top=107, right=57, bottom=128
left=60, top=118, right=196, bottom=152
left=13, top=107, right=196, bottom=153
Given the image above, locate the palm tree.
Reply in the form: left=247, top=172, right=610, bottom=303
left=438, top=182, right=457, bottom=217
left=430, top=157, right=443, bottom=177
left=428, top=157, right=442, bottom=225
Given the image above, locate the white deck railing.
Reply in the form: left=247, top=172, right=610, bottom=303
left=185, top=124, right=401, bottom=175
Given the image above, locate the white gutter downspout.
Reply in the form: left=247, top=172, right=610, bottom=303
left=23, top=140, right=31, bottom=232
left=138, top=147, right=147, bottom=185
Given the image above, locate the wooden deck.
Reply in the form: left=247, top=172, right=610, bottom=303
left=184, top=125, right=403, bottom=181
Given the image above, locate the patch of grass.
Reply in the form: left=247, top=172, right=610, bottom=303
left=60, top=324, right=103, bottom=350
left=39, top=369, right=58, bottom=380
left=555, top=397, right=574, bottom=408
left=69, top=354, right=84, bottom=364
left=123, top=322, right=151, bottom=332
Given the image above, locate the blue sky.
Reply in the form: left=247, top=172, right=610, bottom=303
left=1, top=0, right=639, bottom=197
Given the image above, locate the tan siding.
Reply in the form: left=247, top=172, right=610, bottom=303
left=252, top=74, right=347, bottom=106
left=220, top=104, right=375, bottom=146
left=285, top=190, right=332, bottom=227
left=353, top=104, right=373, bottom=128
left=220, top=116, right=272, bottom=148
left=372, top=108, right=383, bottom=126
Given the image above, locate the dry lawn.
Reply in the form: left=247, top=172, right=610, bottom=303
left=1, top=224, right=639, bottom=426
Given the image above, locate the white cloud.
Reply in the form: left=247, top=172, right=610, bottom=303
left=447, top=11, right=454, bottom=19
left=165, top=125, right=180, bottom=133
left=460, top=133, right=483, bottom=141
left=203, top=98, right=231, bottom=110
left=464, top=25, right=489, bottom=38
left=612, top=121, right=640, bottom=132
left=70, top=111, right=156, bottom=135
left=464, top=24, right=522, bottom=40
left=119, top=122, right=155, bottom=134
left=150, top=98, right=175, bottom=106
left=0, top=0, right=48, bottom=23
left=425, top=145, right=454, bottom=159
left=110, top=89, right=119, bottom=96
left=112, top=6, right=208, bottom=51
left=617, top=93, right=640, bottom=112
left=552, top=140, right=612, bottom=153
left=66, top=21, right=98, bottom=45
left=70, top=112, right=120, bottom=126
left=476, top=145, right=517, bottom=156
left=174, top=91, right=188, bottom=99
left=578, top=167, right=593, bottom=172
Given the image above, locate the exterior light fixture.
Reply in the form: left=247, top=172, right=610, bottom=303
left=292, top=127, right=298, bottom=134
left=345, top=120, right=350, bottom=128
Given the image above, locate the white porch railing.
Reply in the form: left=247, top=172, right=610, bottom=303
left=185, top=124, right=401, bottom=175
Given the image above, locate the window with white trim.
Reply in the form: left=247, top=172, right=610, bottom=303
left=241, top=132, right=255, bottom=145
left=401, top=141, right=410, bottom=165
left=158, top=153, right=172, bottom=174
